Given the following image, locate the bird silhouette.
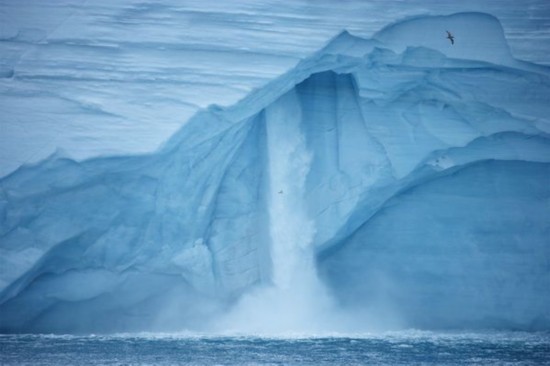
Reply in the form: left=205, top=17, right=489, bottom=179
left=446, top=30, right=455, bottom=45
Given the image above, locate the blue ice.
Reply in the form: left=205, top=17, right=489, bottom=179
left=0, top=12, right=549, bottom=334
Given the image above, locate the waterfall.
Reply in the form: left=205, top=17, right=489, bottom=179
left=217, top=90, right=338, bottom=334
left=265, top=90, right=316, bottom=290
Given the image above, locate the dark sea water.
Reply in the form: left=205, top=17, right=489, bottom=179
left=1, top=331, right=549, bottom=365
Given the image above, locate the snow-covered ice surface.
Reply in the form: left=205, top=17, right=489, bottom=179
left=0, top=6, right=549, bottom=334
left=1, top=0, right=550, bottom=177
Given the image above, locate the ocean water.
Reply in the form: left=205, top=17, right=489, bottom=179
left=1, top=331, right=549, bottom=365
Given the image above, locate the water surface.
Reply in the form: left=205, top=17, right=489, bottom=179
left=1, top=331, right=549, bottom=365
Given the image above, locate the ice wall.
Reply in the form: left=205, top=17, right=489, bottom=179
left=2, top=0, right=550, bottom=179
left=1, top=12, right=549, bottom=333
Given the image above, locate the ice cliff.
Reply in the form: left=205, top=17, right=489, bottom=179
left=1, top=13, right=549, bottom=333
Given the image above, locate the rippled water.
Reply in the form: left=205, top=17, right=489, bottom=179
left=1, top=331, right=549, bottom=365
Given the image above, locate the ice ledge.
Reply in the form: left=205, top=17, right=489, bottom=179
left=328, top=13, right=513, bottom=66
left=376, top=13, right=511, bottom=63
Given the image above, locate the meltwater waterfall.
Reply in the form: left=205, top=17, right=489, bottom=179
left=265, top=91, right=315, bottom=291
left=218, top=90, right=338, bottom=334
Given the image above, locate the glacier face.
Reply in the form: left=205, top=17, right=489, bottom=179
left=1, top=12, right=549, bottom=333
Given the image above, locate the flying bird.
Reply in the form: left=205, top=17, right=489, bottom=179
left=278, top=190, right=283, bottom=194
left=446, top=30, right=455, bottom=45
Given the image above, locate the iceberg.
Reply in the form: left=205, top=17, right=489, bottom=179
left=0, top=12, right=549, bottom=333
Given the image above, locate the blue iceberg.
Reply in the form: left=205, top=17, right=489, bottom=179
left=1, top=12, right=549, bottom=333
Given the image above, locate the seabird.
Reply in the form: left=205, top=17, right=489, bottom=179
left=446, top=30, right=454, bottom=45
left=278, top=190, right=283, bottom=194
